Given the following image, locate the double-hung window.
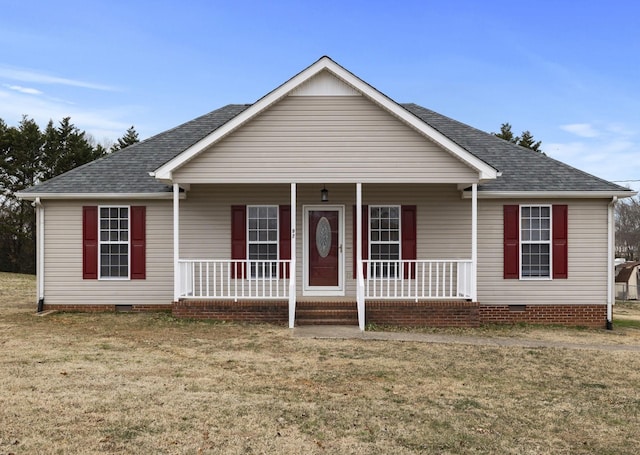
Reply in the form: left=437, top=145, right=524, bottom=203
left=504, top=204, right=567, bottom=280
left=247, top=206, right=278, bottom=278
left=520, top=205, right=551, bottom=278
left=99, top=206, right=129, bottom=279
left=369, top=205, right=401, bottom=278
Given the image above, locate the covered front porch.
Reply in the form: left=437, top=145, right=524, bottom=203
left=171, top=182, right=479, bottom=329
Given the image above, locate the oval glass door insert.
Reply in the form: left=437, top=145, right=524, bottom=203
left=316, top=217, right=332, bottom=258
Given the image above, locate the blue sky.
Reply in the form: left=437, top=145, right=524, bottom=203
left=1, top=0, right=639, bottom=190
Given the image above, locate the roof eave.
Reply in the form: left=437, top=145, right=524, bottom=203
left=16, top=192, right=177, bottom=201
left=462, top=190, right=637, bottom=199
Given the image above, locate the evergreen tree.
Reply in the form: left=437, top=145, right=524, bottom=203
left=110, top=125, right=140, bottom=152
left=0, top=116, right=110, bottom=273
left=494, top=123, right=516, bottom=143
left=41, top=117, right=106, bottom=180
left=0, top=117, right=44, bottom=273
left=518, top=130, right=542, bottom=152
left=494, top=122, right=543, bottom=153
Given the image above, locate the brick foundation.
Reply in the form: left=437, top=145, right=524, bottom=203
left=172, top=299, right=288, bottom=324
left=479, top=304, right=607, bottom=329
left=42, top=301, right=609, bottom=329
left=366, top=300, right=480, bottom=327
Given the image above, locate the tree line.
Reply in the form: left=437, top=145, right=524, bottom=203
left=0, top=116, right=139, bottom=273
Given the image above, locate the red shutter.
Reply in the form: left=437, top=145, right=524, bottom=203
left=279, top=205, right=291, bottom=279
left=504, top=205, right=520, bottom=279
left=83, top=206, right=98, bottom=279
left=552, top=204, right=568, bottom=279
left=231, top=205, right=246, bottom=279
left=130, top=206, right=146, bottom=279
left=401, top=205, right=417, bottom=279
left=352, top=205, right=368, bottom=279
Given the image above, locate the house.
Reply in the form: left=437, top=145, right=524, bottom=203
left=615, top=261, right=640, bottom=300
left=17, top=56, right=636, bottom=330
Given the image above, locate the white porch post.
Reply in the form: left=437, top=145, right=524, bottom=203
left=173, top=183, right=180, bottom=301
left=471, top=183, right=478, bottom=301
left=288, top=183, right=297, bottom=328
left=356, top=182, right=365, bottom=331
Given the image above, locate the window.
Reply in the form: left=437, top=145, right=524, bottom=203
left=504, top=204, right=567, bottom=280
left=369, top=205, right=401, bottom=277
left=83, top=205, right=145, bottom=280
left=99, top=206, right=129, bottom=278
left=247, top=206, right=278, bottom=277
left=520, top=205, right=551, bottom=278
left=353, top=205, right=416, bottom=280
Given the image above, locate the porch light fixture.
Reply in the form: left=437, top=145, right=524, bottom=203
left=321, top=185, right=329, bottom=202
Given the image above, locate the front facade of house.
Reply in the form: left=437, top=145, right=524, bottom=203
left=18, top=57, right=635, bottom=329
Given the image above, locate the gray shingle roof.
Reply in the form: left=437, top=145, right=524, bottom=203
left=402, top=103, right=631, bottom=193
left=20, top=101, right=631, bottom=196
left=20, top=104, right=251, bottom=194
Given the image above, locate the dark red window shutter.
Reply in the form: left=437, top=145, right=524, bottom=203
left=504, top=205, right=520, bottom=279
left=231, top=205, right=246, bottom=279
left=82, top=206, right=98, bottom=279
left=401, top=205, right=417, bottom=279
left=352, top=205, right=368, bottom=279
left=279, top=205, right=291, bottom=279
left=130, top=206, right=146, bottom=280
left=552, top=204, right=568, bottom=279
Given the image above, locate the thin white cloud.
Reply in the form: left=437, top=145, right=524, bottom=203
left=560, top=123, right=600, bottom=138
left=5, top=84, right=43, bottom=95
left=0, top=66, right=118, bottom=91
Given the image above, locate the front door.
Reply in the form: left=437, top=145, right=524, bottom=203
left=305, top=206, right=344, bottom=294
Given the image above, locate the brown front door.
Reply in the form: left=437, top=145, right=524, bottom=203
left=308, top=210, right=339, bottom=287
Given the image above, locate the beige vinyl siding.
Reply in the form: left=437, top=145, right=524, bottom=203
left=477, top=199, right=609, bottom=306
left=42, top=190, right=608, bottom=307
left=173, top=96, right=479, bottom=184
left=42, top=200, right=173, bottom=306
left=179, top=183, right=473, bottom=297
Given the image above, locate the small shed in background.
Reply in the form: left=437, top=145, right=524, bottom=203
left=615, top=261, right=640, bottom=300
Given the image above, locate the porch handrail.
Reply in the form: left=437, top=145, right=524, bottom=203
left=363, top=259, right=473, bottom=300
left=178, top=259, right=291, bottom=299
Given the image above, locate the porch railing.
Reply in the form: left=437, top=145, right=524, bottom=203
left=363, top=260, right=473, bottom=300
left=178, top=259, right=291, bottom=299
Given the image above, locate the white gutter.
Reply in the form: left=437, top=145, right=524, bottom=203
left=607, top=196, right=617, bottom=329
left=16, top=192, right=181, bottom=201
left=461, top=190, right=637, bottom=200
left=32, top=197, right=45, bottom=311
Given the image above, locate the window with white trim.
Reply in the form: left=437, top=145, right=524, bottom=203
left=99, top=206, right=129, bottom=278
left=521, top=205, right=551, bottom=278
left=369, top=205, right=401, bottom=277
left=247, top=206, right=278, bottom=278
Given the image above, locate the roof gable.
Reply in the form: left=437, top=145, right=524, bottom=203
left=153, top=56, right=498, bottom=182
left=171, top=94, right=480, bottom=184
